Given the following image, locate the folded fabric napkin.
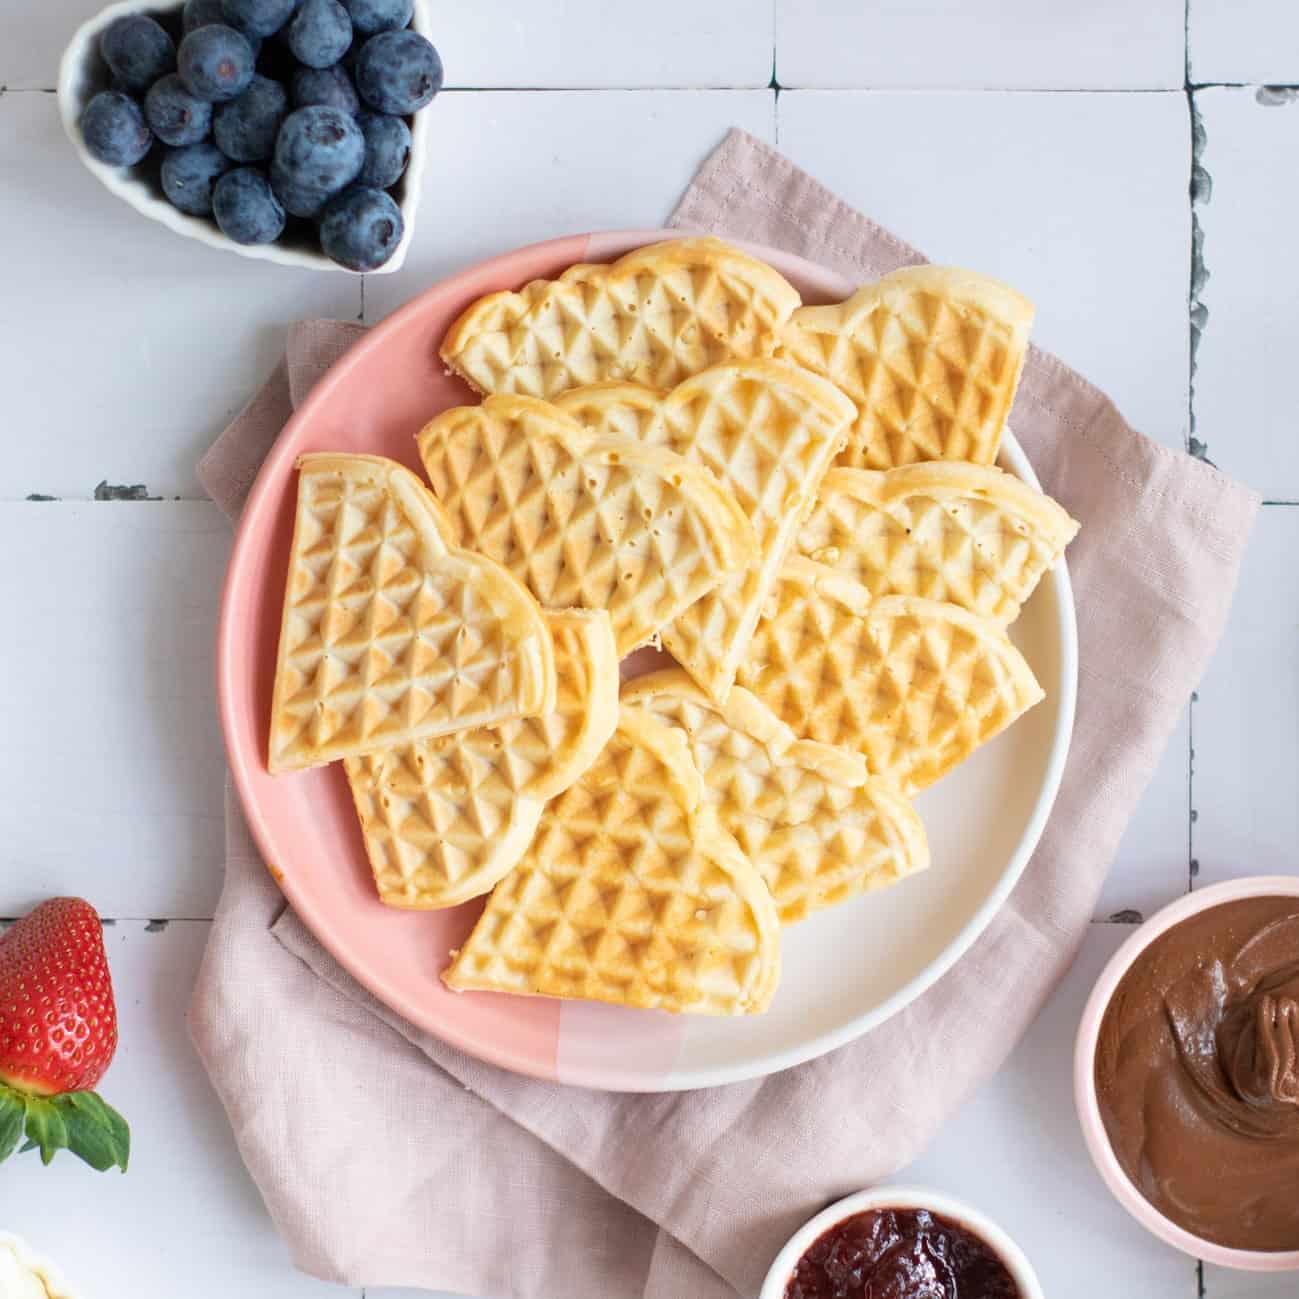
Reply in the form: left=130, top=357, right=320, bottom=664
left=190, top=130, right=1260, bottom=1299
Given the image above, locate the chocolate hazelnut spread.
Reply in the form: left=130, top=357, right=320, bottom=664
left=1094, top=895, right=1299, bottom=1251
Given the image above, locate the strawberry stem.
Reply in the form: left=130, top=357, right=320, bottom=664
left=0, top=1080, right=129, bottom=1172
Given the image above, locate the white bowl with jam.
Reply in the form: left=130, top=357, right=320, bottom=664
left=760, top=1185, right=1043, bottom=1299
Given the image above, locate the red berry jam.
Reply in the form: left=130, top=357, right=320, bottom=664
left=784, top=1206, right=1022, bottom=1299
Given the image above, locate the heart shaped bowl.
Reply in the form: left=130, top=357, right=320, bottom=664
left=57, top=0, right=430, bottom=273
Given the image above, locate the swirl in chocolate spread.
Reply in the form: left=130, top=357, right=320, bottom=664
left=1094, top=896, right=1299, bottom=1251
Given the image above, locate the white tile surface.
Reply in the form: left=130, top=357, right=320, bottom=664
left=1192, top=505, right=1299, bottom=888
left=1191, top=0, right=1299, bottom=86
left=0, top=93, right=360, bottom=501
left=1193, top=88, right=1299, bottom=498
left=777, top=91, right=1191, bottom=447
left=1202, top=1264, right=1299, bottom=1297
left=1, top=5, right=1290, bottom=1294
left=0, top=0, right=103, bottom=89
left=778, top=0, right=1186, bottom=90
left=903, top=923, right=1197, bottom=1298
left=364, top=89, right=775, bottom=323
left=1095, top=706, right=1191, bottom=921
left=2, top=922, right=354, bottom=1298
left=0, top=502, right=230, bottom=919
left=435, top=1, right=772, bottom=88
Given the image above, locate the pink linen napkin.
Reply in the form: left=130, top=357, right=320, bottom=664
left=190, top=130, right=1260, bottom=1299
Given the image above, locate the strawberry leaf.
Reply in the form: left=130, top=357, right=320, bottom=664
left=23, top=1097, right=68, bottom=1166
left=64, top=1091, right=129, bottom=1172
left=0, top=1081, right=129, bottom=1172
left=0, top=1090, right=24, bottom=1163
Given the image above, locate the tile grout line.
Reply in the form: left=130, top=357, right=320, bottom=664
left=11, top=81, right=1299, bottom=97
left=1186, top=8, right=1207, bottom=1291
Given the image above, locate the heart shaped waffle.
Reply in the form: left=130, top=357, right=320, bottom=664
left=444, top=705, right=781, bottom=1015
left=439, top=237, right=802, bottom=399
left=737, top=557, right=1043, bottom=793
left=623, top=670, right=929, bottom=925
left=779, top=266, right=1034, bottom=469
left=345, top=608, right=618, bottom=909
left=268, top=453, right=555, bottom=773
left=416, top=395, right=755, bottom=656
left=557, top=359, right=856, bottom=701
left=796, top=462, right=1078, bottom=625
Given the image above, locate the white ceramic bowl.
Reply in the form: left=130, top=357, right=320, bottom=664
left=57, top=0, right=431, bottom=273
left=759, top=1186, right=1045, bottom=1299
left=1075, top=875, right=1299, bottom=1272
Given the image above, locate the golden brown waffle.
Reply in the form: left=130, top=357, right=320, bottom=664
left=557, top=360, right=856, bottom=700
left=623, top=670, right=929, bottom=925
left=779, top=266, right=1034, bottom=469
left=737, top=557, right=1043, bottom=793
left=345, top=609, right=618, bottom=909
left=440, top=237, right=802, bottom=400
left=444, top=705, right=781, bottom=1015
left=796, top=463, right=1078, bottom=625
left=416, top=395, right=755, bottom=656
left=268, top=454, right=555, bottom=773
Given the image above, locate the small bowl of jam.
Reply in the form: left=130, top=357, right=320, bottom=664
left=1075, top=874, right=1299, bottom=1272
left=759, top=1186, right=1043, bottom=1299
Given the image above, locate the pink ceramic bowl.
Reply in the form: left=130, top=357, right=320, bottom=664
left=1074, top=875, right=1299, bottom=1272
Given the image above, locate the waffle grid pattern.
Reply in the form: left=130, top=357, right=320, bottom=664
left=345, top=610, right=617, bottom=909
left=796, top=464, right=1078, bottom=625
left=445, top=708, right=780, bottom=1014
left=440, top=237, right=802, bottom=400
left=737, top=558, right=1044, bottom=793
left=269, top=456, right=552, bottom=772
left=558, top=361, right=856, bottom=699
left=780, top=267, right=1033, bottom=470
left=418, top=398, right=753, bottom=656
left=625, top=673, right=930, bottom=925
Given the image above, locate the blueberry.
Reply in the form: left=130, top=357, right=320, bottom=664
left=270, top=162, right=329, bottom=217
left=319, top=185, right=402, bottom=270
left=213, top=167, right=286, bottom=243
left=183, top=0, right=228, bottom=32
left=222, top=0, right=297, bottom=38
left=80, top=91, right=153, bottom=166
left=356, top=111, right=409, bottom=188
left=177, top=25, right=256, bottom=102
left=161, top=141, right=233, bottom=215
left=354, top=31, right=440, bottom=115
left=287, top=0, right=352, bottom=69
left=99, top=15, right=176, bottom=94
left=145, top=74, right=213, bottom=147
left=213, top=74, right=287, bottom=160
left=292, top=64, right=359, bottom=115
left=342, top=0, right=412, bottom=36
left=186, top=1, right=266, bottom=58
left=273, top=105, right=364, bottom=193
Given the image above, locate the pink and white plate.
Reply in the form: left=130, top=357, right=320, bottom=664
left=217, top=229, right=1078, bottom=1091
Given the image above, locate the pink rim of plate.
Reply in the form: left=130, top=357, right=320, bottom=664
left=217, top=228, right=1078, bottom=1092
left=1074, top=874, right=1299, bottom=1271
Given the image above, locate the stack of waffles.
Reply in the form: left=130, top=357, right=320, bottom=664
left=268, top=238, right=1079, bottom=1016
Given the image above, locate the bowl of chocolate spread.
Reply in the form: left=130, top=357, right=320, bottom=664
left=759, top=1186, right=1043, bottom=1299
left=1076, top=876, right=1299, bottom=1270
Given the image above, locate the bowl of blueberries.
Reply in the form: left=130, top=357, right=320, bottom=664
left=59, top=0, right=440, bottom=271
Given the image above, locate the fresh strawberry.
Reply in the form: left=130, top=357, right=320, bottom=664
left=0, top=898, right=129, bottom=1172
